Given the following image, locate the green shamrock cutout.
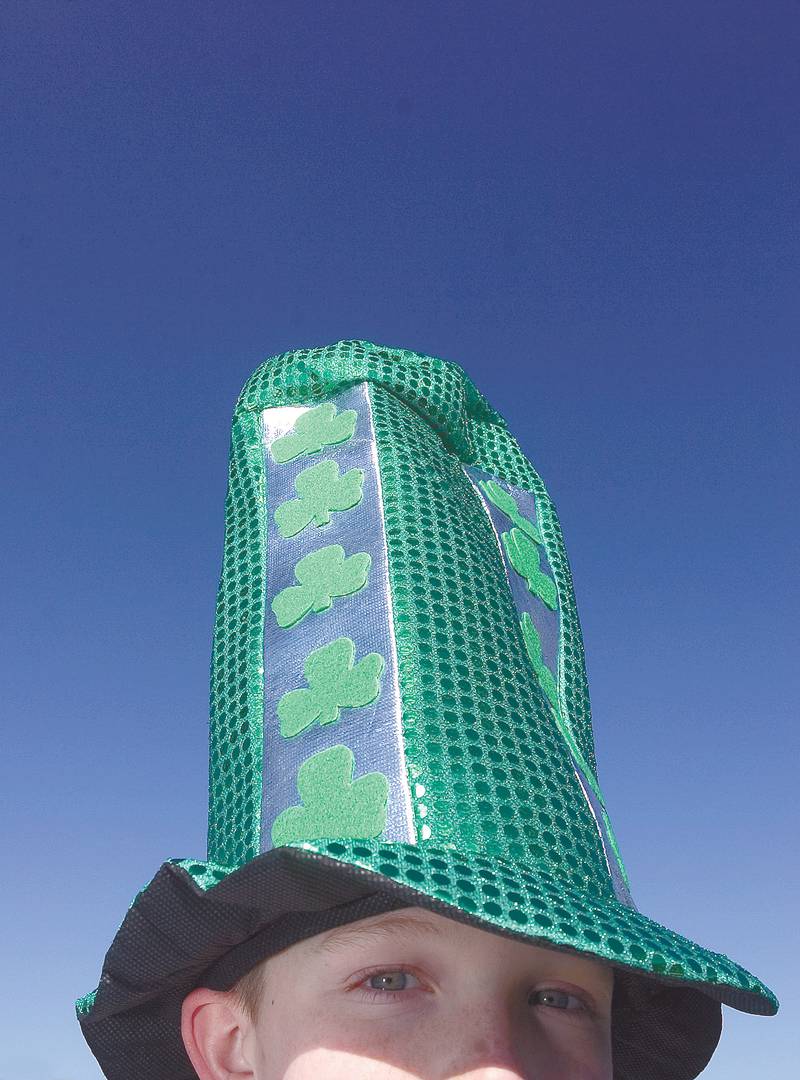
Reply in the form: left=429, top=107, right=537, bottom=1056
left=278, top=637, right=385, bottom=738
left=520, top=612, right=559, bottom=714
left=272, top=544, right=371, bottom=628
left=503, top=528, right=558, bottom=610
left=274, top=460, right=365, bottom=539
left=270, top=744, right=389, bottom=846
left=479, top=479, right=543, bottom=544
left=271, top=403, right=358, bottom=464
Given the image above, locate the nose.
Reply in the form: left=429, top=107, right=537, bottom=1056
left=443, top=1004, right=530, bottom=1079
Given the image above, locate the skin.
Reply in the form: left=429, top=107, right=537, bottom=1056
left=182, top=905, right=614, bottom=1080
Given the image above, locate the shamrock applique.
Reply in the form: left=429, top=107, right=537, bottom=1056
left=272, top=544, right=371, bottom=628
left=274, top=460, right=365, bottom=539
left=278, top=636, right=385, bottom=738
left=503, top=528, right=558, bottom=610
left=479, top=479, right=543, bottom=545
left=519, top=615, right=591, bottom=806
left=270, top=744, right=389, bottom=846
left=519, top=612, right=559, bottom=714
left=271, top=402, right=358, bottom=464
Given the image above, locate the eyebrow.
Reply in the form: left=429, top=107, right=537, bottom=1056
left=313, top=912, right=447, bottom=957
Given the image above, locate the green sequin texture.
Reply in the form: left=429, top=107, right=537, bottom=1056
left=271, top=545, right=371, bottom=628
left=207, top=409, right=265, bottom=864
left=519, top=613, right=631, bottom=891
left=198, top=340, right=778, bottom=1019
left=212, top=341, right=609, bottom=873
left=271, top=402, right=358, bottom=463
left=279, top=837, right=777, bottom=1012
left=75, top=988, right=98, bottom=1016
left=278, top=636, right=384, bottom=738
left=274, top=460, right=364, bottom=538
left=271, top=745, right=389, bottom=845
left=210, top=340, right=600, bottom=868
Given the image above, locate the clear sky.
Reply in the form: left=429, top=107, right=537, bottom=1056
left=2, top=3, right=798, bottom=1077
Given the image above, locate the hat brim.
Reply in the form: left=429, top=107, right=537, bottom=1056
left=77, top=841, right=776, bottom=1080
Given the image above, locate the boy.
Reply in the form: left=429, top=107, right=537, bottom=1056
left=76, top=340, right=777, bottom=1079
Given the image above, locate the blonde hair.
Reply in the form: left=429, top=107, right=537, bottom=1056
left=229, top=956, right=270, bottom=1023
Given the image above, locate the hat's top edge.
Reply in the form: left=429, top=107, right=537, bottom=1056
left=234, top=339, right=507, bottom=463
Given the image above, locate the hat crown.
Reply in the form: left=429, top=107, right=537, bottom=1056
left=208, top=340, right=631, bottom=908
left=74, top=339, right=780, bottom=1080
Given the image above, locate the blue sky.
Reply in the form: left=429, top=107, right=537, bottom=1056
left=2, top=2, right=798, bottom=1077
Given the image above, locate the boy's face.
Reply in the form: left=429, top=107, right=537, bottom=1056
left=182, top=904, right=613, bottom=1079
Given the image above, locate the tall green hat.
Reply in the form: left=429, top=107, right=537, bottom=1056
left=76, top=340, right=777, bottom=1079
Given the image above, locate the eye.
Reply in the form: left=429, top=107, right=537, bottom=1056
left=530, top=988, right=586, bottom=1011
left=345, top=967, right=427, bottom=997
left=366, top=969, right=421, bottom=992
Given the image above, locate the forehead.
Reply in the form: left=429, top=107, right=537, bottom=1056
left=308, top=907, right=610, bottom=981
left=312, top=907, right=451, bottom=954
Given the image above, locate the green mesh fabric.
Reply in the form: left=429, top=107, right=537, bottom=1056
left=200, top=337, right=777, bottom=1016
left=367, top=381, right=608, bottom=883
left=207, top=410, right=266, bottom=865
left=180, top=840, right=776, bottom=1010
left=208, top=339, right=598, bottom=864
left=470, top=421, right=597, bottom=773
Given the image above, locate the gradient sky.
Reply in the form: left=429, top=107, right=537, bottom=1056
left=2, top=3, right=798, bottom=1077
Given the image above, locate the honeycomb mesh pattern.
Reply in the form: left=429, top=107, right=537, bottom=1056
left=236, top=339, right=503, bottom=460
left=272, top=839, right=775, bottom=1005
left=168, top=840, right=774, bottom=1007
left=207, top=411, right=266, bottom=865
left=200, top=338, right=777, bottom=1016
left=368, top=382, right=610, bottom=889
left=470, top=420, right=597, bottom=773
left=209, top=339, right=599, bottom=862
